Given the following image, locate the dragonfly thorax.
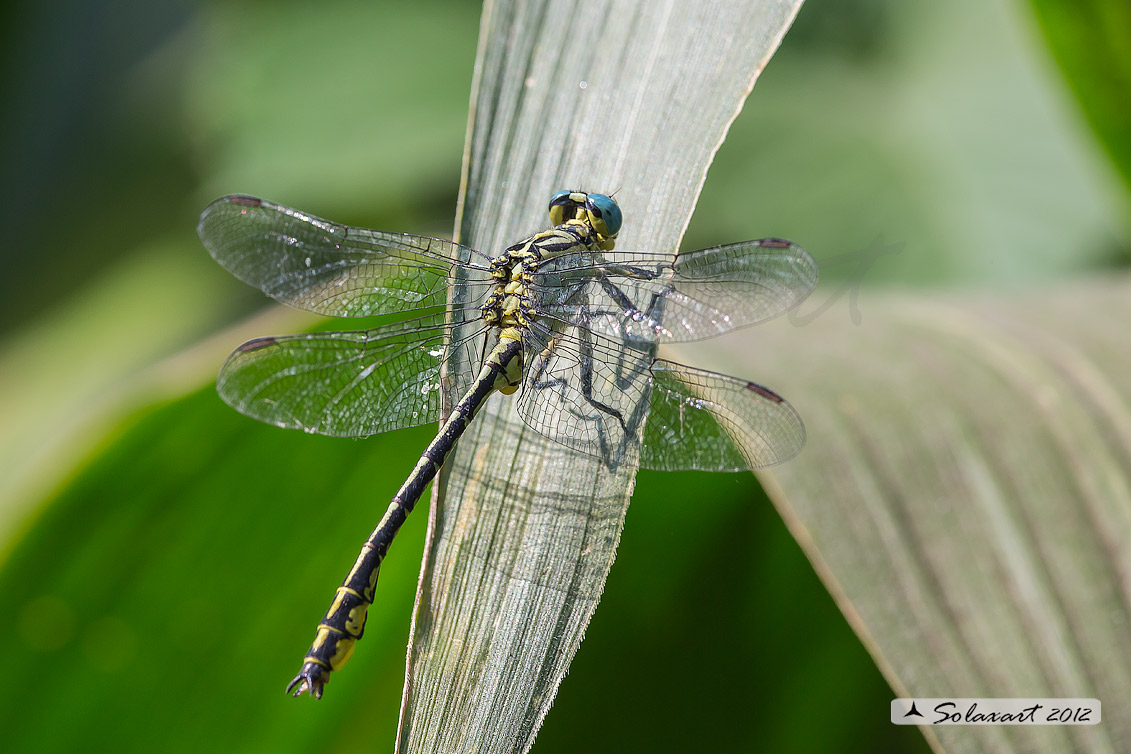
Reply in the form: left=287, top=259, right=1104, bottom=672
left=480, top=219, right=607, bottom=331
left=481, top=252, right=533, bottom=329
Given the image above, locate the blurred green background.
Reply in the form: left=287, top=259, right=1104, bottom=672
left=1, top=0, right=1127, bottom=752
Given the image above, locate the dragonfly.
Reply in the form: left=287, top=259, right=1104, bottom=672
left=197, top=189, right=817, bottom=698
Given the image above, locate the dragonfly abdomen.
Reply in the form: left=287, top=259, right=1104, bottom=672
left=287, top=333, right=524, bottom=698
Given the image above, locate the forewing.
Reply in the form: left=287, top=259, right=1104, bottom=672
left=217, top=314, right=486, bottom=437
left=533, top=239, right=817, bottom=343
left=516, top=323, right=653, bottom=468
left=197, top=194, right=493, bottom=317
left=640, top=359, right=805, bottom=471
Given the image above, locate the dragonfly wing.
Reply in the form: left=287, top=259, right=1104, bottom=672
left=535, top=239, right=817, bottom=343
left=516, top=324, right=654, bottom=469
left=218, top=314, right=485, bottom=437
left=640, top=359, right=805, bottom=471
left=198, top=195, right=493, bottom=318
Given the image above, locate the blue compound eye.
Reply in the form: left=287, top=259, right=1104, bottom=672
left=548, top=190, right=574, bottom=226
left=549, top=190, right=571, bottom=208
left=585, top=193, right=622, bottom=238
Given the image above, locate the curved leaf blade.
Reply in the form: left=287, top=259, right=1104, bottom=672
left=679, top=276, right=1131, bottom=753
left=399, top=1, right=806, bottom=751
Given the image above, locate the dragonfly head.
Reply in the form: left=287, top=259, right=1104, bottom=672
left=548, top=190, right=622, bottom=249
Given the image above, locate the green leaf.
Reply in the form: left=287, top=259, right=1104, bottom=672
left=1029, top=0, right=1131, bottom=198
left=672, top=276, right=1131, bottom=753
left=0, top=387, right=434, bottom=752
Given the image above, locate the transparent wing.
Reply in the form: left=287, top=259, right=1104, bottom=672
left=217, top=311, right=489, bottom=437
left=640, top=360, right=805, bottom=471
left=516, top=322, right=654, bottom=470
left=197, top=195, right=495, bottom=317
left=531, top=239, right=817, bottom=344
left=516, top=323, right=804, bottom=470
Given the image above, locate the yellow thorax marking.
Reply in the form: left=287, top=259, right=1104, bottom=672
left=481, top=220, right=592, bottom=329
